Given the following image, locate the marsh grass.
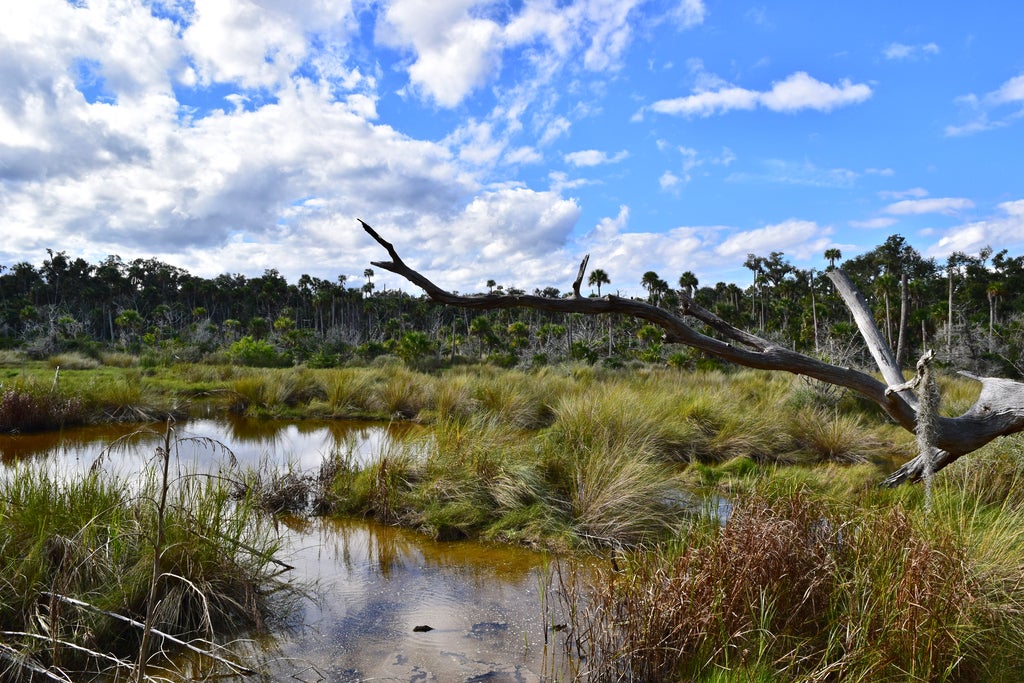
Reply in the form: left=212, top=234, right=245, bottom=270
left=99, top=351, right=140, bottom=368
left=0, top=379, right=86, bottom=432
left=783, top=407, right=889, bottom=464
left=0, top=350, right=25, bottom=366
left=47, top=351, right=101, bottom=370
left=228, top=368, right=323, bottom=415
left=562, top=478, right=1024, bottom=682
left=318, top=367, right=383, bottom=415
left=0, top=440, right=289, bottom=681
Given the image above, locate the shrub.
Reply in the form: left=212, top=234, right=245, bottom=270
left=227, top=336, right=286, bottom=367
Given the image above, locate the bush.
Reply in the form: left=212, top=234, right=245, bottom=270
left=227, top=336, right=287, bottom=367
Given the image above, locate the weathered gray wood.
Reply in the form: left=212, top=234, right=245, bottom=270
left=825, top=269, right=910, bottom=405
left=361, top=220, right=1024, bottom=485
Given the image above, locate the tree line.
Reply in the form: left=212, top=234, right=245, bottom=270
left=1, top=235, right=1022, bottom=374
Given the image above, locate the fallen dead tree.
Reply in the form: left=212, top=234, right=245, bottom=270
left=359, top=220, right=1024, bottom=486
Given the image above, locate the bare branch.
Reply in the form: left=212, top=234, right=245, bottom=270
left=360, top=220, right=1024, bottom=484
left=573, top=254, right=590, bottom=298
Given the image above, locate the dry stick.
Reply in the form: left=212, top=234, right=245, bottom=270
left=0, top=631, right=153, bottom=681
left=38, top=592, right=257, bottom=676
left=0, top=643, right=73, bottom=683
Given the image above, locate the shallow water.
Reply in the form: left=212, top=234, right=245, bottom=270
left=0, top=418, right=572, bottom=681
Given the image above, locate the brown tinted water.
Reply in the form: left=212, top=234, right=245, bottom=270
left=1, top=418, right=573, bottom=681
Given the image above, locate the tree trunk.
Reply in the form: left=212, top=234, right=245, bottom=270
left=360, top=220, right=1024, bottom=487
left=947, top=271, right=954, bottom=357
left=896, top=274, right=909, bottom=368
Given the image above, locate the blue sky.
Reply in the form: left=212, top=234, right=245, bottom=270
left=2, top=1, right=1024, bottom=295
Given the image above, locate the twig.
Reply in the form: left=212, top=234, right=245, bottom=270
left=0, top=642, right=73, bottom=683
left=0, top=631, right=154, bottom=680
left=39, top=592, right=257, bottom=676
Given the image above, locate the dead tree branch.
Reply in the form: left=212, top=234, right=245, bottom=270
left=360, top=220, right=1024, bottom=486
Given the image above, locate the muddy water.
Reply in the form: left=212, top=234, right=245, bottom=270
left=0, top=418, right=573, bottom=681
left=257, top=516, right=569, bottom=681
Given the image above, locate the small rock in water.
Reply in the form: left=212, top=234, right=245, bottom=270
left=412, top=624, right=434, bottom=632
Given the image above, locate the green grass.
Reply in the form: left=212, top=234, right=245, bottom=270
left=0, top=445, right=290, bottom=680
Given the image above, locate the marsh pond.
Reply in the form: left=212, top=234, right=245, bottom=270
left=0, top=418, right=576, bottom=682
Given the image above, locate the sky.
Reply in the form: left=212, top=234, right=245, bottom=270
left=3, top=1, right=1024, bottom=296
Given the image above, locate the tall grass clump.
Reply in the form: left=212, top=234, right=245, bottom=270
left=227, top=368, right=322, bottom=415
left=0, top=380, right=86, bottom=433
left=467, top=368, right=568, bottom=429
left=378, top=365, right=434, bottom=418
left=547, top=384, right=698, bottom=462
left=564, top=485, right=1024, bottom=681
left=317, top=367, right=382, bottom=416
left=0, top=433, right=291, bottom=680
left=47, top=351, right=101, bottom=370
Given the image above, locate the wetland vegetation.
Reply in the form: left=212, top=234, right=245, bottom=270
left=3, top=235, right=1024, bottom=679
left=5, top=353, right=1024, bottom=680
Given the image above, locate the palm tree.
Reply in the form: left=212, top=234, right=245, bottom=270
left=587, top=268, right=610, bottom=296
left=678, top=271, right=698, bottom=298
left=469, top=315, right=494, bottom=359
left=824, top=248, right=842, bottom=270
left=641, top=271, right=669, bottom=305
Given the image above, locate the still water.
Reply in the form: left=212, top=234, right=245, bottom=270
left=0, top=418, right=573, bottom=682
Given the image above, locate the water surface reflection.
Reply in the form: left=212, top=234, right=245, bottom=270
left=0, top=418, right=569, bottom=681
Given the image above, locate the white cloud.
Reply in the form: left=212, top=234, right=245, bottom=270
left=538, top=116, right=572, bottom=146
left=379, top=0, right=705, bottom=108
left=883, top=42, right=939, bottom=60
left=849, top=217, right=898, bottom=229
left=879, top=187, right=928, bottom=200
left=760, top=72, right=872, bottom=112
left=648, top=71, right=871, bottom=118
left=991, top=74, right=1024, bottom=104
left=928, top=200, right=1024, bottom=258
left=884, top=197, right=974, bottom=215
left=674, top=0, right=708, bottom=27
left=650, top=86, right=759, bottom=117
left=715, top=219, right=831, bottom=261
left=659, top=171, right=680, bottom=190
left=504, top=145, right=542, bottom=165
left=564, top=149, right=629, bottom=167
left=728, top=159, right=858, bottom=188
left=945, top=71, right=1024, bottom=136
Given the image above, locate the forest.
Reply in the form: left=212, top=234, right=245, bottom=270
left=2, top=234, right=1023, bottom=377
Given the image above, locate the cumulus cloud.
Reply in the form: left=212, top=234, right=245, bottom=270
left=380, top=0, right=706, bottom=108
left=883, top=197, right=974, bottom=216
left=647, top=71, right=871, bottom=118
left=715, top=219, right=832, bottom=261
left=659, top=171, right=681, bottom=190
left=928, top=200, right=1024, bottom=258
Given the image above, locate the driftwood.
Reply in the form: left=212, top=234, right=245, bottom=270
left=360, top=220, right=1024, bottom=486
